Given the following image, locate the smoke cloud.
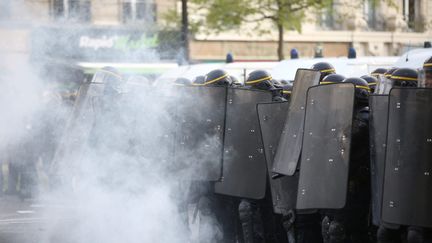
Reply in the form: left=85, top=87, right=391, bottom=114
left=0, top=2, right=221, bottom=243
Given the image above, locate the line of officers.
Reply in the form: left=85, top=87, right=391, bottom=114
left=169, top=56, right=432, bottom=243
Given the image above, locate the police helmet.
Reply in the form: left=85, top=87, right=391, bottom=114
left=192, top=75, right=205, bottom=85
left=320, top=74, right=346, bottom=85
left=204, top=69, right=232, bottom=86
left=360, top=75, right=378, bottom=93
left=245, top=70, right=276, bottom=91
left=370, top=68, right=387, bottom=78
left=390, top=68, right=418, bottom=87
left=424, top=56, right=432, bottom=71
left=421, top=56, right=432, bottom=87
left=290, top=48, right=299, bottom=59
left=348, top=47, right=356, bottom=59
left=311, top=62, right=336, bottom=81
left=343, top=77, right=370, bottom=102
left=384, top=67, right=398, bottom=79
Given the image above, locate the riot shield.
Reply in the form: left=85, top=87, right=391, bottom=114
left=50, top=82, right=104, bottom=171
left=381, top=88, right=432, bottom=227
left=369, top=94, right=390, bottom=226
left=257, top=101, right=299, bottom=214
left=173, top=86, right=227, bottom=181
left=296, top=83, right=355, bottom=210
left=51, top=69, right=122, bottom=171
left=272, top=69, right=321, bottom=176
left=376, top=74, right=393, bottom=95
left=214, top=88, right=273, bottom=199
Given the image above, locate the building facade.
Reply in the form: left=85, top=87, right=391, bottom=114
left=0, top=0, right=430, bottom=65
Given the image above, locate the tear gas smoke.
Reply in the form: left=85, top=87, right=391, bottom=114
left=0, top=2, right=221, bottom=242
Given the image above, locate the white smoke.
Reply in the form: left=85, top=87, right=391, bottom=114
left=0, top=1, right=223, bottom=243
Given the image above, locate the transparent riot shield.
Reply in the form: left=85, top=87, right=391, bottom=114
left=214, top=88, right=273, bottom=199
left=381, top=88, right=432, bottom=228
left=173, top=86, right=227, bottom=181
left=51, top=69, right=123, bottom=172
left=376, top=74, right=393, bottom=95
left=272, top=69, right=321, bottom=176
left=50, top=83, right=105, bottom=171
left=296, top=83, right=355, bottom=210
left=257, top=101, right=299, bottom=214
left=369, top=94, right=390, bottom=226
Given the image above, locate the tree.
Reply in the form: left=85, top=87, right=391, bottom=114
left=188, top=0, right=331, bottom=60
left=163, top=0, right=397, bottom=61
left=180, top=0, right=190, bottom=63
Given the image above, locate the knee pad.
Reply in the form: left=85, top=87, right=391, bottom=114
left=329, top=220, right=346, bottom=243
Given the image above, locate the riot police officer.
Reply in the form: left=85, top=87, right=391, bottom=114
left=311, top=62, right=336, bottom=82
left=361, top=75, right=378, bottom=94
left=193, top=69, right=239, bottom=243
left=240, top=70, right=288, bottom=243
left=376, top=68, right=418, bottom=243
left=321, top=77, right=371, bottom=243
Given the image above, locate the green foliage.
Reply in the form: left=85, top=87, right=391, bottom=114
left=187, top=0, right=331, bottom=33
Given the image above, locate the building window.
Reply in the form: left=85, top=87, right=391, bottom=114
left=52, top=0, right=91, bottom=23
left=317, top=2, right=334, bottom=30
left=403, top=0, right=415, bottom=29
left=363, top=0, right=377, bottom=30
left=122, top=0, right=156, bottom=24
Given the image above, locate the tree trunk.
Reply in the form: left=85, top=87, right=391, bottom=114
left=277, top=23, right=284, bottom=61
left=181, top=0, right=190, bottom=63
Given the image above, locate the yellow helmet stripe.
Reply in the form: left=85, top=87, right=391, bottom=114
left=203, top=73, right=229, bottom=85
left=320, top=68, right=335, bottom=73
left=368, top=82, right=377, bottom=86
left=423, top=63, right=432, bottom=67
left=282, top=90, right=292, bottom=94
left=245, top=76, right=272, bottom=84
left=320, top=81, right=336, bottom=84
left=371, top=72, right=383, bottom=76
left=356, top=85, right=371, bottom=91
left=390, top=75, right=418, bottom=81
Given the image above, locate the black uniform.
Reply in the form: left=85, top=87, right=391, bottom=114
left=321, top=77, right=371, bottom=243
